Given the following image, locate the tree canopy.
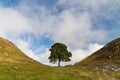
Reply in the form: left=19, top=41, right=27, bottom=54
left=49, top=42, right=72, bottom=66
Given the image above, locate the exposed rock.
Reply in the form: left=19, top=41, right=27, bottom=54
left=75, top=38, right=120, bottom=72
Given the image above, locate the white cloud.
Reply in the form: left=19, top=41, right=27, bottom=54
left=8, top=0, right=107, bottom=49
left=0, top=0, right=119, bottom=66
left=61, top=43, right=103, bottom=65
left=58, top=0, right=120, bottom=20
left=51, top=10, right=106, bottom=48
left=14, top=39, right=39, bottom=61
left=58, top=0, right=120, bottom=9
left=40, top=43, right=103, bottom=66
left=38, top=49, right=51, bottom=65
left=0, top=7, right=32, bottom=38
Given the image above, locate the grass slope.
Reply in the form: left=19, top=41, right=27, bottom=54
left=0, top=37, right=89, bottom=80
left=0, top=37, right=120, bottom=80
left=75, top=38, right=120, bottom=70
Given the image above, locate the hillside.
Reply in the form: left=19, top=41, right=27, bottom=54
left=0, top=37, right=91, bottom=80
left=0, top=37, right=39, bottom=64
left=0, top=37, right=45, bottom=65
left=0, top=37, right=50, bottom=79
left=75, top=38, right=120, bottom=71
left=0, top=37, right=120, bottom=80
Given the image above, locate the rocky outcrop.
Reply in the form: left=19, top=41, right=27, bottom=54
left=76, top=38, right=120, bottom=72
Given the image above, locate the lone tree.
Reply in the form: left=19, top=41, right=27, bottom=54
left=49, top=42, right=72, bottom=66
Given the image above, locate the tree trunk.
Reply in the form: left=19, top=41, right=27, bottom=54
left=58, top=60, right=61, bottom=67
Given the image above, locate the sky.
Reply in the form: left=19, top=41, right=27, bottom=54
left=0, top=0, right=120, bottom=66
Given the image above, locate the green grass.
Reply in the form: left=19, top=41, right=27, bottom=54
left=0, top=64, right=87, bottom=80
left=0, top=63, right=120, bottom=80
left=0, top=37, right=90, bottom=80
left=0, top=37, right=120, bottom=80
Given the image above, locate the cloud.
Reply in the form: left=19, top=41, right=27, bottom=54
left=14, top=39, right=39, bottom=61
left=38, top=49, right=51, bottom=65
left=58, top=0, right=120, bottom=9
left=51, top=10, right=106, bottom=48
left=40, top=43, right=103, bottom=66
left=61, top=43, right=103, bottom=65
left=35, top=43, right=103, bottom=66
left=0, top=7, right=32, bottom=38
left=57, top=0, right=120, bottom=23
left=0, top=0, right=120, bottom=66
left=15, top=1, right=107, bottom=48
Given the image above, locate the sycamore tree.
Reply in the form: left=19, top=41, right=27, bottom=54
left=49, top=42, right=72, bottom=66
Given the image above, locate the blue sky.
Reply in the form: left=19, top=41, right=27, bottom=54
left=0, top=0, right=120, bottom=66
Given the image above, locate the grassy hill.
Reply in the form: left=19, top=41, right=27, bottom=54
left=0, top=37, right=48, bottom=79
left=75, top=38, right=120, bottom=72
left=0, top=37, right=89, bottom=80
left=0, top=37, right=120, bottom=80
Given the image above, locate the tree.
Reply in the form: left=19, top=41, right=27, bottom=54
left=49, top=42, right=72, bottom=66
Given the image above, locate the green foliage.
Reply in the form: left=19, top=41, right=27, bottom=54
left=49, top=43, right=72, bottom=66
